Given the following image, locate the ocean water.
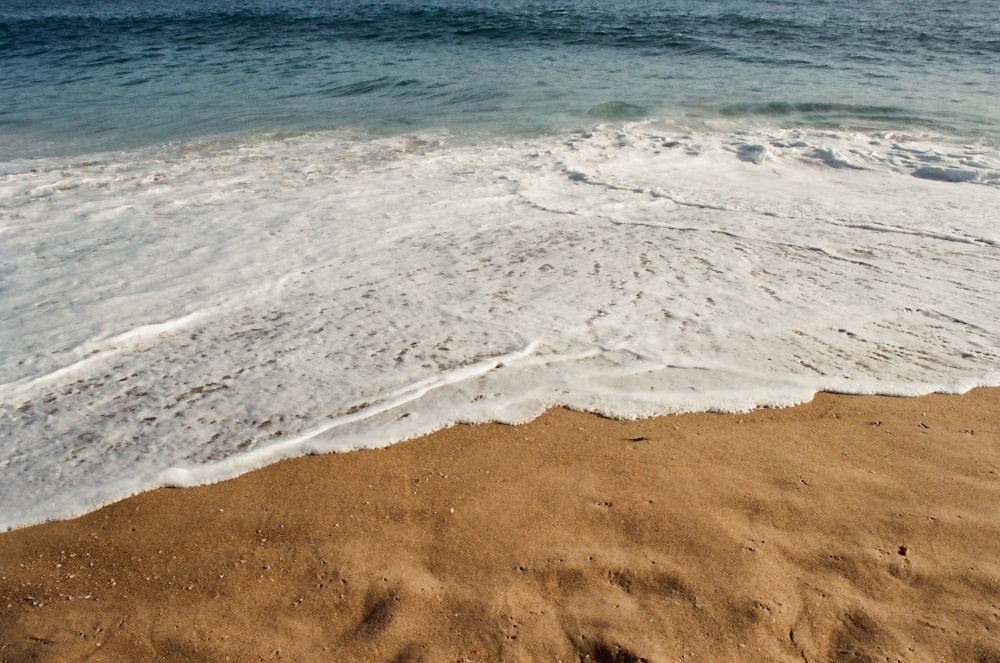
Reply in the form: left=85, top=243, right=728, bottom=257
left=2, top=0, right=999, bottom=530
left=3, top=0, right=999, bottom=157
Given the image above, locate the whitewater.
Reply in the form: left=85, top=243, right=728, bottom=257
left=2, top=123, right=999, bottom=530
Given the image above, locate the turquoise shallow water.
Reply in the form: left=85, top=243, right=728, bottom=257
left=2, top=0, right=998, bottom=158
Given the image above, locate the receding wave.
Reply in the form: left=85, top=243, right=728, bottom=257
left=2, top=123, right=999, bottom=530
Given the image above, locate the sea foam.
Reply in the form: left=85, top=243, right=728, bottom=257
left=2, top=124, right=999, bottom=530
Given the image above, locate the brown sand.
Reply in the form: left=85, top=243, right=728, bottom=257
left=1, top=389, right=999, bottom=662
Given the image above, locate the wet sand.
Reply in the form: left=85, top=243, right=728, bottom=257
left=1, top=389, right=999, bottom=662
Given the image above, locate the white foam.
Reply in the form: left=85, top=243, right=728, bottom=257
left=2, top=125, right=999, bottom=530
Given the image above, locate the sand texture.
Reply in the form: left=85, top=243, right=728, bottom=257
left=1, top=390, right=999, bottom=662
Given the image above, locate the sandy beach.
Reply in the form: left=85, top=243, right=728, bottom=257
left=1, top=389, right=998, bottom=662
left=4, top=2, right=999, bottom=662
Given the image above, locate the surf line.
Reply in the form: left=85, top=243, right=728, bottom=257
left=155, top=340, right=541, bottom=488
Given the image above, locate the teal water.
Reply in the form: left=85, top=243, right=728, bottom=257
left=2, top=0, right=998, bottom=158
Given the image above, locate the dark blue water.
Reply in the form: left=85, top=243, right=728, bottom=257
left=2, top=0, right=998, bottom=158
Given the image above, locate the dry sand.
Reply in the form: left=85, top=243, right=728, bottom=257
left=1, top=389, right=999, bottom=662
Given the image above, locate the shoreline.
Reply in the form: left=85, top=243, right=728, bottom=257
left=2, top=389, right=998, bottom=661
left=5, top=120, right=999, bottom=533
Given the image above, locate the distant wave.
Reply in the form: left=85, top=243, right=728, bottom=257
left=3, top=1, right=994, bottom=60
left=714, top=101, right=955, bottom=135
left=0, top=8, right=712, bottom=54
